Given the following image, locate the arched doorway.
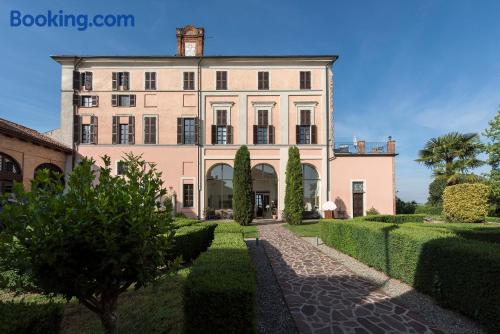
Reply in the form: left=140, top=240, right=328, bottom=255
left=302, top=164, right=320, bottom=216
left=0, top=152, right=22, bottom=194
left=206, top=164, right=233, bottom=212
left=34, top=163, right=65, bottom=186
left=252, top=164, right=278, bottom=219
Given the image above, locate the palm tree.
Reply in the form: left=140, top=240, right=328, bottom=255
left=416, top=132, right=484, bottom=185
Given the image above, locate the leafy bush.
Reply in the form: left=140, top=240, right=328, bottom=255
left=233, top=146, right=253, bottom=226
left=364, top=214, right=425, bottom=223
left=443, top=183, right=490, bottom=223
left=0, top=300, right=64, bottom=334
left=415, top=204, right=442, bottom=215
left=184, top=233, right=256, bottom=334
left=213, top=221, right=243, bottom=234
left=172, top=218, right=200, bottom=229
left=284, top=147, right=303, bottom=225
left=366, top=207, right=379, bottom=215
left=428, top=177, right=447, bottom=206
left=396, top=197, right=417, bottom=214
left=175, top=212, right=187, bottom=218
left=320, top=219, right=500, bottom=333
left=167, top=223, right=216, bottom=263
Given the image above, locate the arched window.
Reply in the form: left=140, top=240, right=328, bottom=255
left=34, top=163, right=65, bottom=186
left=207, top=164, right=233, bottom=209
left=0, top=152, right=22, bottom=194
left=251, top=164, right=277, bottom=180
left=252, top=164, right=278, bottom=218
left=302, top=164, right=319, bottom=212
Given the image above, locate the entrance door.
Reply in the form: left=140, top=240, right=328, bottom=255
left=352, top=181, right=364, bottom=217
left=255, top=192, right=270, bottom=218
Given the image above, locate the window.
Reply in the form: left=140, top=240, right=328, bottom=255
left=257, top=110, right=268, bottom=126
left=0, top=152, right=22, bottom=194
left=73, top=71, right=92, bottom=90
left=143, top=116, right=157, bottom=144
left=207, top=164, right=233, bottom=210
left=183, top=184, right=194, bottom=207
left=300, top=71, right=311, bottom=89
left=111, top=95, right=136, bottom=107
left=116, top=161, right=127, bottom=175
left=145, top=72, right=156, bottom=90
left=215, top=110, right=228, bottom=144
left=112, top=72, right=129, bottom=90
left=183, top=118, right=196, bottom=144
left=216, top=71, right=227, bottom=90
left=183, top=72, right=195, bottom=90
left=216, top=109, right=227, bottom=126
left=300, top=109, right=311, bottom=125
left=302, top=164, right=320, bottom=212
left=119, top=124, right=129, bottom=144
left=256, top=126, right=268, bottom=144
left=258, top=71, right=269, bottom=90
left=353, top=182, right=364, bottom=193
left=81, top=124, right=92, bottom=144
left=298, top=109, right=312, bottom=144
left=80, top=96, right=98, bottom=107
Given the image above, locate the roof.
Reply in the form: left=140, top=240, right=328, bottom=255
left=51, top=54, right=338, bottom=63
left=0, top=118, right=72, bottom=153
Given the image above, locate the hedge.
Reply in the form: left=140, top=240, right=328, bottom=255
left=184, top=233, right=256, bottom=334
left=212, top=221, right=244, bottom=234
left=363, top=214, right=425, bottom=223
left=415, top=204, right=442, bottom=216
left=0, top=300, right=64, bottom=334
left=320, top=220, right=500, bottom=333
left=443, top=183, right=490, bottom=223
left=172, top=218, right=200, bottom=229
left=167, top=223, right=216, bottom=263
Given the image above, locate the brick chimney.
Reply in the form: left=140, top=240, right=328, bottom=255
left=176, top=25, right=205, bottom=57
left=387, top=136, right=396, bottom=154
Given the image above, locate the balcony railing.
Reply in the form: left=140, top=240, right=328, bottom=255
left=334, top=140, right=396, bottom=155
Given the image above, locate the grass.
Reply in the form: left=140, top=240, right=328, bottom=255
left=283, top=220, right=321, bottom=237
left=243, top=225, right=258, bottom=238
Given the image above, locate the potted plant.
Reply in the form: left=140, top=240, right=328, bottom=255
left=271, top=201, right=278, bottom=219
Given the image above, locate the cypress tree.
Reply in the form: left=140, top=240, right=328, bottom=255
left=284, top=146, right=304, bottom=225
left=232, top=145, right=253, bottom=225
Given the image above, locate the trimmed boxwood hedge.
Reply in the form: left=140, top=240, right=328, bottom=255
left=443, top=183, right=490, bottom=223
left=363, top=214, right=425, bottom=223
left=212, top=221, right=244, bottom=234
left=167, top=223, right=216, bottom=263
left=320, top=220, right=500, bottom=333
left=0, top=300, right=64, bottom=334
left=172, top=218, right=200, bottom=229
left=184, top=232, right=256, bottom=334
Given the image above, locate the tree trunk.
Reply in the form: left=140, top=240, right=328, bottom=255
left=99, top=297, right=118, bottom=334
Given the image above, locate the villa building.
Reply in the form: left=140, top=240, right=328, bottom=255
left=50, top=25, right=397, bottom=219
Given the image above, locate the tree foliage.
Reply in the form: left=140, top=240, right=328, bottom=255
left=416, top=132, right=483, bottom=185
left=232, top=146, right=253, bottom=225
left=284, top=147, right=303, bottom=225
left=427, top=177, right=447, bottom=206
left=484, top=109, right=500, bottom=216
left=0, top=154, right=174, bottom=334
left=396, top=197, right=417, bottom=214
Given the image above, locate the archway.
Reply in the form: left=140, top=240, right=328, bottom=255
left=206, top=164, right=233, bottom=212
left=34, top=163, right=65, bottom=186
left=252, top=164, right=278, bottom=219
left=302, top=164, right=320, bottom=216
left=0, top=152, right=22, bottom=194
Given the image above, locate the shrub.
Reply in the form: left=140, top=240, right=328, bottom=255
left=366, top=207, right=379, bottom=215
left=172, top=218, right=200, bottom=229
left=443, top=183, right=490, bottom=223
left=167, top=223, right=216, bottom=263
left=364, top=214, right=425, bottom=223
left=428, top=177, right=447, bottom=206
left=0, top=300, right=64, bottom=334
left=284, top=147, right=303, bottom=225
left=213, top=221, right=243, bottom=234
left=233, top=146, right=253, bottom=226
left=396, top=197, right=417, bottom=214
left=184, top=233, right=256, bottom=334
left=320, top=220, right=500, bottom=333
left=0, top=154, right=174, bottom=334
left=415, top=204, right=442, bottom=216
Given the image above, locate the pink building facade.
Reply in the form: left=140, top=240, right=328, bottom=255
left=52, top=26, right=396, bottom=219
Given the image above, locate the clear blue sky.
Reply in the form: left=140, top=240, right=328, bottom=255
left=0, top=0, right=498, bottom=202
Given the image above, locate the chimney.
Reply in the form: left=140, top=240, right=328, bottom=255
left=176, top=25, right=205, bottom=57
left=387, top=136, right=396, bottom=154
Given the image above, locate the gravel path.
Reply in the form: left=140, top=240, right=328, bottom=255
left=303, top=237, right=485, bottom=334
left=246, top=239, right=298, bottom=334
left=258, top=223, right=443, bottom=334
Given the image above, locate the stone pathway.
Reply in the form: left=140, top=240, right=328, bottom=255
left=258, top=224, right=443, bottom=334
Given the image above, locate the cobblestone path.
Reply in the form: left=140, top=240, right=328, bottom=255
left=258, top=224, right=442, bottom=334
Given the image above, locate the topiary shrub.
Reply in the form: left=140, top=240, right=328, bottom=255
left=213, top=221, right=243, bottom=234
left=443, top=183, right=490, bottom=223
left=284, top=147, right=303, bottom=225
left=232, top=146, right=253, bottom=226
left=415, top=204, right=442, bottom=215
left=0, top=300, right=64, bottom=334
left=167, top=223, right=216, bottom=264
left=366, top=207, right=379, bottom=215
left=364, top=214, right=425, bottom=223
left=172, top=218, right=200, bottom=229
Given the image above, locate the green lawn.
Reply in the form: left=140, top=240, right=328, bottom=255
left=284, top=221, right=321, bottom=237
left=243, top=225, right=258, bottom=238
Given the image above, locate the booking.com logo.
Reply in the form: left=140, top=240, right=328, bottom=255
left=10, top=10, right=135, bottom=31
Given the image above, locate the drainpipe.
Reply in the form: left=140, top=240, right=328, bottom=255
left=197, top=57, right=203, bottom=219
left=325, top=64, right=330, bottom=201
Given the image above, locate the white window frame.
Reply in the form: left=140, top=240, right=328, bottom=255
left=294, top=102, right=318, bottom=125
left=142, top=114, right=158, bottom=145
left=251, top=102, right=275, bottom=126
left=210, top=102, right=233, bottom=126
